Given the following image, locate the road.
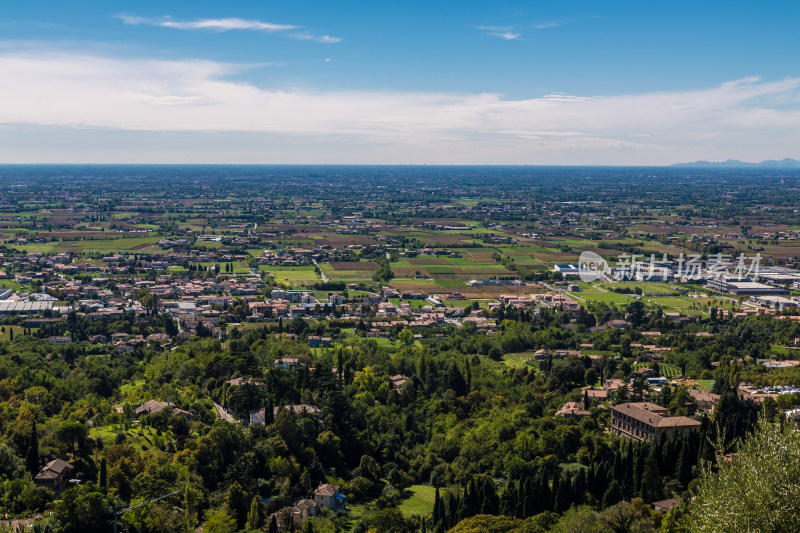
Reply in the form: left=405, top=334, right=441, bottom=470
left=213, top=401, right=238, bottom=423
left=313, top=259, right=328, bottom=282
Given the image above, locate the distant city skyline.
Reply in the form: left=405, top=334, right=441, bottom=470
left=0, top=0, right=798, bottom=164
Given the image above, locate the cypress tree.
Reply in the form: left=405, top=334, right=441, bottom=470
left=540, top=472, right=552, bottom=513
left=447, top=492, right=458, bottom=530
left=521, top=478, right=532, bottom=517
left=641, top=447, right=663, bottom=503
left=602, top=479, right=623, bottom=509
left=432, top=487, right=441, bottom=525
left=499, top=480, right=516, bottom=517
left=555, top=473, right=571, bottom=514
left=572, top=468, right=586, bottom=506
left=26, top=421, right=39, bottom=475
left=98, top=457, right=107, bottom=491
left=246, top=496, right=262, bottom=530
left=551, top=472, right=561, bottom=512
left=265, top=398, right=274, bottom=424
left=675, top=439, right=693, bottom=487
left=466, top=478, right=479, bottom=515
left=481, top=476, right=498, bottom=515
left=633, top=445, right=645, bottom=498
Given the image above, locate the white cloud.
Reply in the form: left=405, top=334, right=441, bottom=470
left=116, top=15, right=296, bottom=32
left=475, top=25, right=522, bottom=40
left=0, top=51, right=798, bottom=164
left=533, top=22, right=558, bottom=29
left=495, top=31, right=521, bottom=40
left=115, top=15, right=340, bottom=43
left=291, top=32, right=342, bottom=44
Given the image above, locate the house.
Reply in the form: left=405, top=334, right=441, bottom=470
left=135, top=400, right=193, bottom=420
left=687, top=389, right=720, bottom=413
left=582, top=386, right=609, bottom=402
left=250, top=404, right=321, bottom=425
left=308, top=336, right=332, bottom=348
left=610, top=402, right=700, bottom=442
left=226, top=377, right=264, bottom=387
left=34, top=459, right=74, bottom=491
left=328, top=293, right=344, bottom=305
left=146, top=333, right=171, bottom=345
left=294, top=499, right=318, bottom=522
left=785, top=408, right=800, bottom=426
left=389, top=374, right=411, bottom=392
left=274, top=357, right=307, bottom=369
left=555, top=401, right=590, bottom=419
left=314, top=483, right=346, bottom=511
left=651, top=498, right=680, bottom=512
left=48, top=336, right=72, bottom=345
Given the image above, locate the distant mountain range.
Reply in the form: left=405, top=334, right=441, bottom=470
left=671, top=158, right=800, bottom=168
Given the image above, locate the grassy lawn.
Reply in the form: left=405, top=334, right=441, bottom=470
left=398, top=485, right=437, bottom=517
left=695, top=379, right=714, bottom=391
left=434, top=279, right=467, bottom=288
left=0, top=280, right=22, bottom=291
left=501, top=352, right=536, bottom=369
left=90, top=425, right=159, bottom=453
left=577, top=291, right=636, bottom=306
left=0, top=327, right=38, bottom=341
left=388, top=298, right=430, bottom=309
left=598, top=282, right=678, bottom=294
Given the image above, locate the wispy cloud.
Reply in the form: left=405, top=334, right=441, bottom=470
left=116, top=15, right=296, bottom=32
left=115, top=15, right=340, bottom=43
left=1, top=51, right=799, bottom=164
left=291, top=32, right=342, bottom=44
left=533, top=22, right=558, bottom=30
left=475, top=25, right=522, bottom=40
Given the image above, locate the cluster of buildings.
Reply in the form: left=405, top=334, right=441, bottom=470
left=271, top=483, right=346, bottom=529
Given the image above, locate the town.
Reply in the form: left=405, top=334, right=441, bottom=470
left=1, top=165, right=800, bottom=532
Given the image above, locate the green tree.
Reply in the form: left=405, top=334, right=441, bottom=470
left=640, top=447, right=662, bottom=503
left=98, top=458, right=107, bottom=491
left=55, top=421, right=88, bottom=456
left=689, top=417, right=800, bottom=532
left=204, top=508, right=237, bottom=533
left=602, top=480, right=623, bottom=509
left=225, top=481, right=249, bottom=530
left=26, top=420, right=39, bottom=475
left=51, top=485, right=112, bottom=533
left=245, top=495, right=262, bottom=530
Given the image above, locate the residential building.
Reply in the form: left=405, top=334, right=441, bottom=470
left=314, top=483, right=346, bottom=511
left=34, top=459, right=74, bottom=491
left=610, top=402, right=700, bottom=442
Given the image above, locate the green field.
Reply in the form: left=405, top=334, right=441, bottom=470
left=434, top=279, right=467, bottom=288
left=398, top=485, right=437, bottom=517
left=59, top=236, right=163, bottom=251
left=501, top=352, right=536, bottom=369
left=90, top=425, right=160, bottom=454
left=598, top=282, right=678, bottom=294
left=695, top=379, right=714, bottom=391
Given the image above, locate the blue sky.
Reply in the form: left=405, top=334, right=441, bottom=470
left=0, top=1, right=798, bottom=164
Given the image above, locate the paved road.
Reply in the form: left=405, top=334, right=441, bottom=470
left=213, top=401, right=238, bottom=423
